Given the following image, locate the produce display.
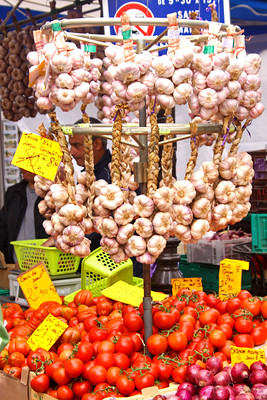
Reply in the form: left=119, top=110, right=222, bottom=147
left=1, top=289, right=267, bottom=399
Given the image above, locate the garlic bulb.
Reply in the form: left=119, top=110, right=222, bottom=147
left=99, top=184, right=124, bottom=210
left=134, top=218, right=153, bottom=238
left=173, top=180, right=196, bottom=205
left=136, top=252, right=156, bottom=265
left=191, top=198, right=211, bottom=219
left=146, top=235, right=167, bottom=257
left=116, top=224, right=135, bottom=245
left=153, top=187, right=174, bottom=212
left=100, top=237, right=119, bottom=255
left=233, top=165, right=255, bottom=186
left=206, top=70, right=230, bottom=91
left=192, top=72, right=207, bottom=92
left=236, top=185, right=252, bottom=204
left=69, top=237, right=91, bottom=257
left=173, top=83, right=193, bottom=105
left=201, top=161, right=219, bottom=183
left=43, top=220, right=55, bottom=236
left=195, top=185, right=215, bottom=202
left=51, top=213, right=64, bottom=233
left=190, top=170, right=208, bottom=193
left=190, top=219, right=210, bottom=240
left=126, top=82, right=148, bottom=102
left=173, top=224, right=192, bottom=243
left=116, top=62, right=140, bottom=83
left=243, top=53, right=262, bottom=75
left=219, top=157, right=237, bottom=180
left=110, top=248, right=129, bottom=263
left=172, top=48, right=194, bottom=68
left=133, top=195, right=154, bottom=217
left=212, top=52, right=230, bottom=70
left=171, top=204, right=193, bottom=226
left=59, top=204, right=84, bottom=225
left=226, top=59, right=244, bottom=80
left=211, top=204, right=232, bottom=230
left=192, top=53, right=212, bottom=75
left=155, top=78, right=174, bottom=95
left=215, top=180, right=236, bottom=204
left=80, top=218, right=94, bottom=235
left=97, top=217, right=118, bottom=238
left=125, top=235, right=146, bottom=257
left=152, top=212, right=172, bottom=236
left=152, top=55, right=175, bottom=78
left=114, top=204, right=135, bottom=225
left=62, top=225, right=85, bottom=246
left=198, top=88, right=219, bottom=109
left=92, top=197, right=111, bottom=218
left=172, top=68, right=193, bottom=86
left=235, top=152, right=253, bottom=168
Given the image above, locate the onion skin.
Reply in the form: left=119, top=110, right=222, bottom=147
left=251, top=383, right=267, bottom=400
left=249, top=370, right=267, bottom=386
left=196, top=369, right=215, bottom=388
left=199, top=386, right=215, bottom=400
left=250, top=361, right=267, bottom=373
left=214, top=371, right=232, bottom=386
left=187, top=364, right=204, bottom=385
left=231, top=362, right=250, bottom=383
left=235, top=393, right=255, bottom=400
left=233, top=384, right=251, bottom=394
left=206, top=357, right=223, bottom=375
left=212, top=386, right=230, bottom=400
left=176, top=389, right=192, bottom=400
left=178, top=383, right=196, bottom=396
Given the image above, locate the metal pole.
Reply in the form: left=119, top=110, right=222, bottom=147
left=135, top=38, right=153, bottom=356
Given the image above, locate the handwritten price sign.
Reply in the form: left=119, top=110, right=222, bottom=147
left=219, top=259, right=249, bottom=299
left=17, top=263, right=62, bottom=309
left=12, top=132, right=62, bottom=181
left=171, top=278, right=203, bottom=296
left=27, top=314, right=68, bottom=351
left=230, top=346, right=265, bottom=367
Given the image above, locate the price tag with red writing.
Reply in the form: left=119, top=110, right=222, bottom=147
left=171, top=278, right=203, bottom=296
left=27, top=314, right=68, bottom=351
left=219, top=259, right=249, bottom=299
left=230, top=346, right=266, bottom=367
left=17, top=263, right=62, bottom=309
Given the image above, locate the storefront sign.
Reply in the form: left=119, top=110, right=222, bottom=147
left=219, top=258, right=249, bottom=299
left=171, top=277, right=203, bottom=295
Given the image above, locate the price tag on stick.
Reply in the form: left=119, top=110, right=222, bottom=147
left=219, top=258, right=249, bottom=299
left=27, top=314, right=68, bottom=351
left=230, top=346, right=266, bottom=367
left=171, top=278, right=203, bottom=296
left=17, top=263, right=62, bottom=309
left=12, top=132, right=62, bottom=181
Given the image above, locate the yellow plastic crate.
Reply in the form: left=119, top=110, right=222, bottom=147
left=11, top=239, right=80, bottom=276
left=81, top=247, right=133, bottom=296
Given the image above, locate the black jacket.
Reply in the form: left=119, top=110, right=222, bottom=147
left=94, top=149, right=112, bottom=182
left=0, top=179, right=48, bottom=263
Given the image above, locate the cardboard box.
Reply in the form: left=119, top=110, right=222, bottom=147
left=0, top=366, right=29, bottom=400
left=0, top=251, right=16, bottom=290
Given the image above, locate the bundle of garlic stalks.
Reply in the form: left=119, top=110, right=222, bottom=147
left=31, top=13, right=263, bottom=261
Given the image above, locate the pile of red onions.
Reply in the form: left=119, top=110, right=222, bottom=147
left=153, top=359, right=267, bottom=400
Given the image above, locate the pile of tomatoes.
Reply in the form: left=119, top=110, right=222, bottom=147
left=1, top=288, right=267, bottom=400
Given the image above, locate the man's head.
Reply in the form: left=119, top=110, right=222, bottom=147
left=69, top=118, right=107, bottom=167
left=20, top=169, right=36, bottom=188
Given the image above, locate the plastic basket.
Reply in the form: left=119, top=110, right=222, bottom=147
left=81, top=247, right=133, bottom=296
left=251, top=213, right=267, bottom=253
left=11, top=239, right=80, bottom=276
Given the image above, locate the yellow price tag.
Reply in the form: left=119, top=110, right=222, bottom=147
left=171, top=278, right=203, bottom=296
left=219, top=258, right=249, bottom=298
left=159, top=127, right=171, bottom=134
left=11, top=132, right=62, bottom=181
left=101, top=281, right=167, bottom=307
left=17, top=263, right=62, bottom=309
left=27, top=314, right=68, bottom=351
left=62, top=126, right=73, bottom=135
left=230, top=346, right=266, bottom=367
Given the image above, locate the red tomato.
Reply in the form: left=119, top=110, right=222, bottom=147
left=64, top=357, right=85, bottom=379
left=146, top=334, right=168, bottom=356
left=83, top=315, right=98, bottom=332
left=183, top=306, right=197, bottom=320
left=88, top=326, right=109, bottom=343
left=126, top=332, right=143, bottom=352
left=76, top=342, right=93, bottom=363
left=235, top=317, right=254, bottom=333
left=8, top=351, right=25, bottom=367
left=218, top=340, right=235, bottom=360
left=241, top=297, right=262, bottom=317
left=172, top=365, right=187, bottom=383
left=0, top=349, right=9, bottom=369
left=260, top=301, right=267, bottom=319
left=3, top=365, right=21, bottom=378
left=9, top=337, right=31, bottom=357
left=179, top=321, right=194, bottom=341
left=194, top=341, right=214, bottom=360
left=106, top=366, right=121, bottom=385
left=206, top=294, right=221, bottom=308
left=95, top=352, right=115, bottom=369
left=53, top=367, right=71, bottom=386
left=209, top=329, right=226, bottom=348
left=116, top=374, right=135, bottom=396
left=237, top=290, right=252, bottom=301
left=27, top=351, right=46, bottom=371
left=45, top=359, right=63, bottom=379
left=97, top=340, right=115, bottom=354
left=96, top=300, right=113, bottom=317
left=216, top=301, right=228, bottom=315
left=179, top=314, right=195, bottom=326
left=73, top=380, right=93, bottom=398
left=234, top=334, right=254, bottom=348
left=123, top=312, right=144, bottom=332
left=88, top=365, right=107, bottom=386
left=168, top=331, right=188, bottom=352
left=113, top=352, right=130, bottom=369
left=250, top=326, right=267, bottom=346
left=217, top=323, right=233, bottom=339
left=115, top=335, right=135, bottom=356
left=154, top=358, right=173, bottom=380
left=153, top=311, right=176, bottom=330
left=135, top=373, right=154, bottom=391
left=74, top=290, right=93, bottom=306
left=31, top=373, right=50, bottom=393
left=217, top=313, right=235, bottom=328
left=57, top=385, right=73, bottom=400
left=61, top=327, right=81, bottom=345
left=199, top=309, right=218, bottom=326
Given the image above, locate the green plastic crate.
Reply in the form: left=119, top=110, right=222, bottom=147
left=251, top=214, right=267, bottom=253
left=81, top=247, right=133, bottom=296
left=11, top=239, right=80, bottom=276
left=179, top=255, right=251, bottom=294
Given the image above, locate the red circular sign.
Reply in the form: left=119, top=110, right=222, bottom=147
left=115, top=2, right=155, bottom=36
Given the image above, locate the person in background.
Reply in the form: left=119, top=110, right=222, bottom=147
left=0, top=169, right=48, bottom=264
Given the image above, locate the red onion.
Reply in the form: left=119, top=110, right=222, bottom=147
left=187, top=364, right=203, bottom=384
left=249, top=370, right=267, bottom=386
left=235, top=393, right=255, bottom=400
left=196, top=369, right=215, bottom=388
left=231, top=363, right=250, bottom=383
left=192, top=396, right=200, bottom=400
left=223, top=366, right=233, bottom=383
left=250, top=361, right=267, bottom=373
left=212, top=386, right=230, bottom=400
left=251, top=383, right=267, bottom=400
left=206, top=357, right=223, bottom=375
left=199, top=386, right=215, bottom=400
left=233, top=384, right=251, bottom=394
left=225, top=387, right=236, bottom=398
left=178, top=383, right=197, bottom=395
left=176, top=389, right=193, bottom=400
left=214, top=371, right=232, bottom=386
left=153, top=396, right=167, bottom=400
